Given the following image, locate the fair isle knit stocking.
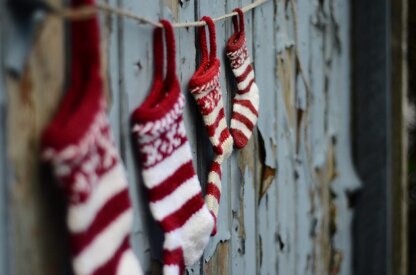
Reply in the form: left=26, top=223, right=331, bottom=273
left=41, top=0, right=143, bottom=275
left=189, top=16, right=233, bottom=234
left=226, top=8, right=259, bottom=149
left=131, top=20, right=214, bottom=274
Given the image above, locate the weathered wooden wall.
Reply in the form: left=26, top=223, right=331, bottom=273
left=0, top=0, right=363, bottom=274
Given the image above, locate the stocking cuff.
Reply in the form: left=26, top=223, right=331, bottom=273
left=188, top=59, right=221, bottom=95
left=226, top=31, right=246, bottom=53
left=42, top=90, right=105, bottom=154
left=132, top=92, right=185, bottom=138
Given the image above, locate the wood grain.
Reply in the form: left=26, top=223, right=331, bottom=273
left=0, top=0, right=391, bottom=274
left=5, top=12, right=68, bottom=275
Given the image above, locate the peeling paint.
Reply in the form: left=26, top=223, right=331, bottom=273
left=163, top=0, right=179, bottom=20
left=237, top=137, right=256, bottom=175
left=257, top=129, right=277, bottom=201
left=1, top=0, right=357, bottom=274
left=260, top=165, right=276, bottom=200
left=277, top=48, right=296, bottom=128
left=312, top=137, right=341, bottom=274
left=204, top=242, right=230, bottom=275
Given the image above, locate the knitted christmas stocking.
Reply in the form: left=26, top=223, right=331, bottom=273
left=189, top=16, right=233, bottom=233
left=131, top=20, right=214, bottom=274
left=41, top=1, right=143, bottom=274
left=226, top=8, right=259, bottom=149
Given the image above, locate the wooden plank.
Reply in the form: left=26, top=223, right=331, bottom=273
left=390, top=0, right=408, bottom=274
left=228, top=0, right=259, bottom=272
left=408, top=0, right=416, bottom=273
left=197, top=1, right=232, bottom=274
left=0, top=2, right=9, bottom=274
left=117, top=0, right=161, bottom=273
left=274, top=1, right=298, bottom=274
left=326, top=1, right=361, bottom=275
left=5, top=7, right=68, bottom=275
left=306, top=1, right=337, bottom=274
left=253, top=0, right=279, bottom=274
left=102, top=0, right=121, bottom=148
left=290, top=3, right=315, bottom=274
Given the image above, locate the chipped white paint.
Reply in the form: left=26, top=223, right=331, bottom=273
left=1, top=0, right=359, bottom=274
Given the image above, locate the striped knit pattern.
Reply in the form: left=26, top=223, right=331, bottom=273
left=132, top=94, right=214, bottom=273
left=226, top=37, right=259, bottom=149
left=190, top=70, right=234, bottom=159
left=189, top=69, right=233, bottom=228
left=43, top=107, right=143, bottom=275
left=189, top=17, right=234, bottom=234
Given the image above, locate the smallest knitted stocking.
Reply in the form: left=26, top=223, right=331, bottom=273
left=226, top=8, right=259, bottom=149
left=132, top=20, right=214, bottom=274
left=189, top=16, right=233, bottom=234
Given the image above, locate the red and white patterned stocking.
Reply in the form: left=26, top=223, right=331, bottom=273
left=131, top=20, right=214, bottom=274
left=41, top=1, right=143, bottom=274
left=226, top=8, right=259, bottom=149
left=189, top=16, right=234, bottom=234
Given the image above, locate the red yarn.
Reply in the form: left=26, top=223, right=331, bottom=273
left=188, top=16, right=221, bottom=90
left=41, top=0, right=143, bottom=274
left=226, top=8, right=260, bottom=149
left=131, top=20, right=180, bottom=122
left=199, top=16, right=217, bottom=65
left=42, top=0, right=102, bottom=150
left=227, top=8, right=246, bottom=52
left=131, top=20, right=215, bottom=273
left=232, top=8, right=245, bottom=33
left=189, top=16, right=234, bottom=236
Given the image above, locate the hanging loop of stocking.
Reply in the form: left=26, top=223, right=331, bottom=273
left=160, top=19, right=177, bottom=87
left=42, top=0, right=103, bottom=151
left=232, top=8, right=245, bottom=34
left=199, top=16, right=217, bottom=65
left=153, top=20, right=177, bottom=88
left=152, top=26, right=164, bottom=82
left=134, top=19, right=180, bottom=122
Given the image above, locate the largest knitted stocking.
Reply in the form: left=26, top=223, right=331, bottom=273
left=189, top=16, right=233, bottom=234
left=131, top=20, right=214, bottom=274
left=41, top=1, right=143, bottom=274
left=226, top=8, right=259, bottom=149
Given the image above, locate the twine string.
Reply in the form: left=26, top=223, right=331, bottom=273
left=49, top=0, right=270, bottom=28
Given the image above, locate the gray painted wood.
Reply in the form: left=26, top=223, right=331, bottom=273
left=117, top=0, right=160, bottom=271
left=0, top=0, right=370, bottom=274
left=0, top=1, right=9, bottom=274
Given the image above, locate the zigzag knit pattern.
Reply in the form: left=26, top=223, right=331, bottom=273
left=189, top=70, right=233, bottom=158
left=43, top=108, right=142, bottom=275
left=189, top=16, right=233, bottom=234
left=226, top=8, right=259, bottom=149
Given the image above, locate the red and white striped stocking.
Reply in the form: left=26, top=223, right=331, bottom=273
left=189, top=16, right=234, bottom=234
left=132, top=20, right=214, bottom=274
left=226, top=8, right=259, bottom=149
left=41, top=1, right=142, bottom=274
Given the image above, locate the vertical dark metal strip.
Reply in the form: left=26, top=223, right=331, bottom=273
left=352, top=0, right=390, bottom=274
